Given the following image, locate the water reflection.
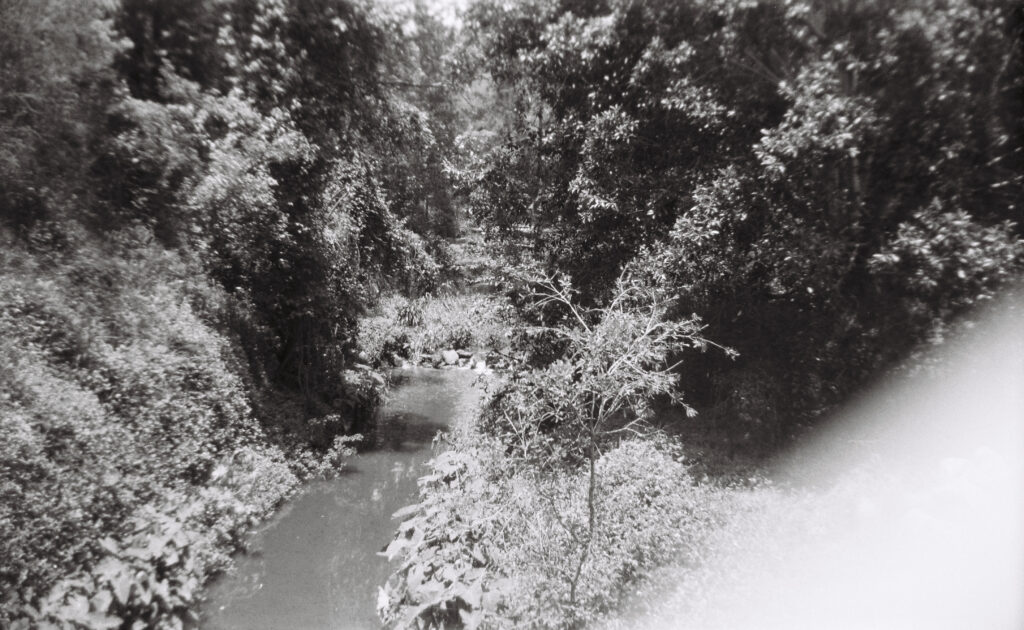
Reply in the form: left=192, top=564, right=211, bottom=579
left=202, top=368, right=481, bottom=630
left=368, top=410, right=449, bottom=452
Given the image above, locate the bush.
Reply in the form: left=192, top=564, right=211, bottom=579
left=9, top=445, right=299, bottom=630
left=381, top=273, right=727, bottom=629
left=358, top=294, right=516, bottom=366
left=379, top=436, right=720, bottom=630
left=0, top=229, right=303, bottom=626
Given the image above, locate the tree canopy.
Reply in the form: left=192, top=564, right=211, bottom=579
left=458, top=0, right=1023, bottom=439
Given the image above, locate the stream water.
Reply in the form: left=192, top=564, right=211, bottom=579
left=202, top=368, right=482, bottom=630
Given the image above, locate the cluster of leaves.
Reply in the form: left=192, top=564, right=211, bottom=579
left=379, top=450, right=509, bottom=630
left=9, top=437, right=304, bottom=630
left=460, top=0, right=1024, bottom=442
left=11, top=503, right=205, bottom=630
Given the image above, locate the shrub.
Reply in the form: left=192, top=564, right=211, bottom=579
left=0, top=230, right=303, bottom=626
left=379, top=436, right=719, bottom=630
left=9, top=445, right=299, bottom=630
left=358, top=294, right=517, bottom=366
left=382, top=272, right=728, bottom=629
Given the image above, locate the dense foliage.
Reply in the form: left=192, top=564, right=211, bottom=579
left=380, top=434, right=722, bottom=630
left=460, top=0, right=1024, bottom=441
left=381, top=272, right=730, bottom=628
left=3, top=0, right=1022, bottom=627
left=380, top=3, right=1023, bottom=627
left=0, top=0, right=460, bottom=626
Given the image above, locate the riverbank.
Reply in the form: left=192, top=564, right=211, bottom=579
left=373, top=270, right=747, bottom=629
left=373, top=283, right=1024, bottom=630
left=203, top=368, right=484, bottom=630
left=372, top=235, right=1023, bottom=629
left=358, top=293, right=515, bottom=371
left=0, top=232, right=347, bottom=629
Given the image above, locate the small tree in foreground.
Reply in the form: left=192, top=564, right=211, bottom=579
left=483, top=272, right=732, bottom=611
left=378, top=272, right=731, bottom=629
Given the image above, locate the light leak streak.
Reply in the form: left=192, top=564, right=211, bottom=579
left=646, top=288, right=1024, bottom=630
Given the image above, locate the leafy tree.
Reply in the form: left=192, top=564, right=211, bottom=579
left=481, top=272, right=726, bottom=611
left=0, top=0, right=122, bottom=232
left=462, top=0, right=1024, bottom=440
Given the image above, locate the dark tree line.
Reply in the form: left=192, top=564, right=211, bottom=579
left=458, top=0, right=1024, bottom=444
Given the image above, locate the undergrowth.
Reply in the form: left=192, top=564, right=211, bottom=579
left=379, top=409, right=731, bottom=629
left=0, top=227, right=364, bottom=628
left=358, top=294, right=516, bottom=366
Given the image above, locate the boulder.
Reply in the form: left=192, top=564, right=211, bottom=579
left=442, top=349, right=460, bottom=365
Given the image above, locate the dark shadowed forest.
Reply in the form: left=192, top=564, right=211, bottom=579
left=1, top=0, right=1021, bottom=628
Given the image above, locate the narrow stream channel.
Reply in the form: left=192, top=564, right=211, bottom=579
left=202, top=368, right=482, bottom=630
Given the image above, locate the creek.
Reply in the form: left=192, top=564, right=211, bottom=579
left=202, top=368, right=482, bottom=629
